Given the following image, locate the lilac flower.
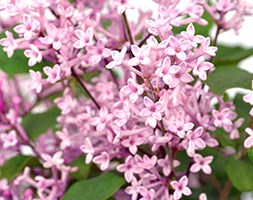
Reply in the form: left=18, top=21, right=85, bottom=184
left=190, top=154, right=213, bottom=174
left=120, top=78, right=144, bottom=103
left=158, top=155, right=180, bottom=176
left=212, top=108, right=232, bottom=128
left=41, top=151, right=64, bottom=168
left=122, top=136, right=144, bottom=154
left=135, top=155, right=157, bottom=170
left=129, top=45, right=151, bottom=66
left=186, top=127, right=206, bottom=156
left=181, top=23, right=204, bottom=47
left=0, top=31, right=17, bottom=57
left=0, top=130, right=18, bottom=148
left=140, top=96, right=164, bottom=128
left=171, top=176, right=192, bottom=200
left=55, top=89, right=77, bottom=115
left=90, top=107, right=113, bottom=132
left=93, top=152, right=110, bottom=171
left=24, top=44, right=42, bottom=66
left=193, top=56, right=213, bottom=80
left=14, top=14, right=40, bottom=40
left=28, top=70, right=43, bottom=93
left=56, top=128, right=71, bottom=150
left=117, top=156, right=143, bottom=182
left=80, top=138, right=95, bottom=164
left=125, top=178, right=145, bottom=200
left=43, top=64, right=61, bottom=84
left=164, top=36, right=190, bottom=60
left=73, top=27, right=94, bottom=49
left=200, top=38, right=218, bottom=57
left=40, top=24, right=68, bottom=50
left=244, top=128, right=253, bottom=148
left=111, top=0, right=132, bottom=15
left=139, top=188, right=155, bottom=200
left=106, top=46, right=127, bottom=69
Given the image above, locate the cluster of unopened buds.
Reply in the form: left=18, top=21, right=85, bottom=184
left=0, top=0, right=252, bottom=199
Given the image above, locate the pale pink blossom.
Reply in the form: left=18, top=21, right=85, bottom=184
left=0, top=130, right=18, bottom=148
left=244, top=128, right=253, bottom=148
left=28, top=70, right=43, bottom=93
left=171, top=176, right=192, bottom=200
left=24, top=44, right=42, bottom=66
left=80, top=138, right=94, bottom=164
left=90, top=107, right=113, bottom=132
left=43, top=64, right=61, bottom=84
left=120, top=78, right=144, bottom=103
left=129, top=45, right=151, bottom=66
left=106, top=46, right=127, bottom=69
left=41, top=151, right=64, bottom=168
left=14, top=14, right=40, bottom=40
left=140, top=96, right=164, bottom=128
left=93, top=151, right=110, bottom=171
left=73, top=27, right=94, bottom=49
left=0, top=31, right=18, bottom=57
left=190, top=154, right=213, bottom=174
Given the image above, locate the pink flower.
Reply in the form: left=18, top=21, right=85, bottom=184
left=164, top=36, right=190, bottom=60
left=135, top=155, right=157, bottom=170
left=0, top=130, right=18, bottom=148
left=120, top=78, right=144, bottom=103
left=106, top=46, right=127, bottom=69
left=80, top=138, right=94, bottom=164
left=168, top=116, right=194, bottom=138
left=24, top=44, right=42, bottom=66
left=139, top=188, right=155, bottom=200
left=125, top=178, right=145, bottom=200
left=14, top=14, right=40, bottom=40
left=140, top=96, right=164, bottom=128
left=122, top=136, right=144, bottom=154
left=158, top=155, right=180, bottom=176
left=56, top=128, right=71, bottom=150
left=43, top=64, right=61, bottom=84
left=90, top=107, right=113, bottom=132
left=200, top=38, right=218, bottom=57
left=86, top=39, right=111, bottom=65
left=73, top=27, right=94, bottom=49
left=111, top=0, right=132, bottom=15
left=0, top=31, right=17, bottom=57
left=55, top=89, right=77, bottom=115
left=41, top=151, right=64, bottom=168
left=190, top=154, right=213, bottom=174
left=40, top=23, right=68, bottom=50
left=181, top=23, right=204, bottom=47
left=212, top=108, right=232, bottom=128
left=117, top=156, right=143, bottom=182
left=129, top=45, right=151, bottom=66
left=244, top=128, right=253, bottom=148
left=193, top=56, right=213, bottom=80
left=93, top=151, right=110, bottom=171
left=28, top=70, right=43, bottom=93
left=186, top=127, right=206, bottom=156
left=171, top=176, right=191, bottom=200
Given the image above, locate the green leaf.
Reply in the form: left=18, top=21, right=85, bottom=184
left=233, top=93, right=251, bottom=129
left=22, top=107, right=60, bottom=140
left=213, top=45, right=253, bottom=66
left=0, top=29, right=52, bottom=76
left=70, top=156, right=91, bottom=180
left=0, top=155, right=41, bottom=181
left=247, top=148, right=253, bottom=162
left=62, top=172, right=125, bottom=200
left=206, top=65, right=253, bottom=95
left=225, top=157, right=253, bottom=191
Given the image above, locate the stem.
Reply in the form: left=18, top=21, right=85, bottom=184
left=219, top=180, right=232, bottom=200
left=122, top=12, right=134, bottom=45
left=138, top=33, right=152, bottom=47
left=71, top=68, right=101, bottom=110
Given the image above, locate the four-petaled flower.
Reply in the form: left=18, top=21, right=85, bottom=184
left=171, top=176, right=192, bottom=200
left=106, top=46, right=127, bottom=69
left=0, top=130, right=18, bottom=148
left=140, top=96, right=164, bottom=128
left=73, top=27, right=94, bottom=49
left=190, top=154, right=213, bottom=174
left=41, top=151, right=64, bottom=168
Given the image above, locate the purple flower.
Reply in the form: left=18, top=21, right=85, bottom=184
left=120, top=78, right=144, bottom=103
left=190, top=154, right=213, bottom=174
left=28, top=70, right=43, bottom=93
left=140, top=96, right=164, bottom=128
left=171, top=176, right=192, bottom=200
left=90, top=107, right=113, bottom=132
left=24, top=44, right=42, bottom=66
left=93, top=151, right=110, bottom=171
left=73, top=27, right=94, bottom=49
left=0, top=31, right=17, bottom=57
left=41, top=151, right=64, bottom=168
left=244, top=128, right=253, bottom=148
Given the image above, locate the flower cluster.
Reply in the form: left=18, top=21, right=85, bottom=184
left=0, top=0, right=252, bottom=199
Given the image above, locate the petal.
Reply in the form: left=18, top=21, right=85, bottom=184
left=143, top=96, right=154, bottom=108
